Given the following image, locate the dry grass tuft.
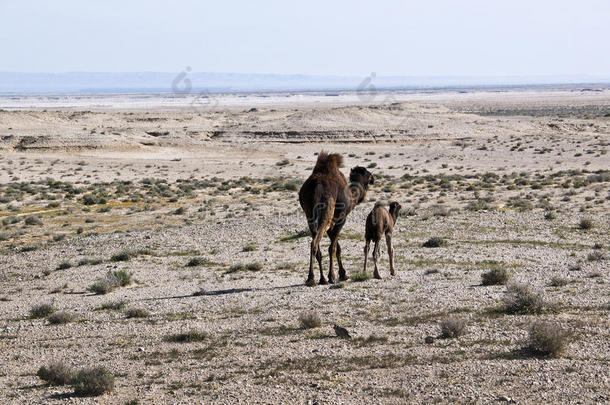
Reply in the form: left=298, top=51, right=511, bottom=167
left=37, top=361, right=73, bottom=386
left=30, top=303, right=54, bottom=319
left=440, top=317, right=467, bottom=338
left=481, top=268, right=510, bottom=285
left=71, top=366, right=115, bottom=396
left=526, top=321, right=570, bottom=357
left=298, top=311, right=321, bottom=329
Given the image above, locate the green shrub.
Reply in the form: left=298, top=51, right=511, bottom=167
left=88, top=270, right=132, bottom=295
left=98, top=300, right=127, bottom=310
left=30, top=303, right=54, bottom=319
left=110, top=251, right=131, bottom=262
left=108, top=270, right=132, bottom=287
left=71, top=367, right=114, bottom=396
left=351, top=271, right=371, bottom=282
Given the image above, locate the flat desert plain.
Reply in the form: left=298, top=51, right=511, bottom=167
left=0, top=87, right=609, bottom=404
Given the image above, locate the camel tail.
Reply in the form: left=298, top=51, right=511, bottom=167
left=311, top=184, right=335, bottom=248
left=313, top=151, right=344, bottom=174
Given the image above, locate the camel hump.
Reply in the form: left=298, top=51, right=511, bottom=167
left=313, top=151, right=344, bottom=173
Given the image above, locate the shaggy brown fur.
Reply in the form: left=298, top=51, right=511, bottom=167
left=298, top=152, right=374, bottom=285
left=364, top=201, right=401, bottom=279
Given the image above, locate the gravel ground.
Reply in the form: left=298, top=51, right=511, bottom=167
left=0, top=88, right=609, bottom=404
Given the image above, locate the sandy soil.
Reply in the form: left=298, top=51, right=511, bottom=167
left=0, top=87, right=609, bottom=404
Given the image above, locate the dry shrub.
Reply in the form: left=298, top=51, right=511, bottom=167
left=501, top=283, right=556, bottom=315
left=298, top=311, right=321, bottom=329
left=71, top=367, right=114, bottom=396
left=440, top=317, right=467, bottom=338
left=482, top=268, right=510, bottom=285
left=527, top=321, right=570, bottom=357
left=37, top=361, right=73, bottom=385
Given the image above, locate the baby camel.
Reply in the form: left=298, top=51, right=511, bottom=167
left=364, top=201, right=401, bottom=279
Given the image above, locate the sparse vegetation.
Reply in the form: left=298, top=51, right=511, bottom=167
left=37, top=361, right=73, bottom=386
left=481, top=268, right=510, bottom=285
left=351, top=271, right=371, bottom=282
left=549, top=277, right=569, bottom=287
left=56, top=260, right=72, bottom=270
left=227, top=262, right=263, bottom=273
left=110, top=250, right=131, bottom=262
left=587, top=251, right=606, bottom=262
left=165, top=329, right=208, bottom=343
left=298, top=311, right=321, bottom=329
left=71, top=366, right=115, bottom=396
left=242, top=243, right=257, bottom=252
left=501, top=283, right=555, bottom=315
left=526, top=322, right=570, bottom=357
left=440, top=317, right=467, bottom=338
left=98, top=300, right=127, bottom=311
left=186, top=256, right=209, bottom=267
left=24, top=215, right=43, bottom=226
left=88, top=270, right=132, bottom=294
left=423, top=237, right=447, bottom=248
left=578, top=217, right=594, bottom=230
left=125, top=308, right=149, bottom=318
left=48, top=311, right=75, bottom=325
left=30, top=303, right=54, bottom=319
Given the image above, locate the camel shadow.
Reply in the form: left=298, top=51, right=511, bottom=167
left=139, top=283, right=303, bottom=302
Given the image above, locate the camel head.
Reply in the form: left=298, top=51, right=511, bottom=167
left=389, top=201, right=402, bottom=222
left=349, top=166, right=375, bottom=204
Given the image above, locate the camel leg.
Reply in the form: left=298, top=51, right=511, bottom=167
left=316, top=248, right=323, bottom=280
left=327, top=237, right=337, bottom=284
left=373, top=241, right=381, bottom=279
left=317, top=241, right=328, bottom=285
left=336, top=241, right=348, bottom=281
left=307, top=236, right=316, bottom=284
left=386, top=233, right=395, bottom=276
left=363, top=240, right=370, bottom=274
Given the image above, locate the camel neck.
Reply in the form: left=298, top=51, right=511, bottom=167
left=349, top=182, right=366, bottom=205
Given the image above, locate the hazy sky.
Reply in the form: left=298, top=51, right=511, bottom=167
left=1, top=0, right=608, bottom=76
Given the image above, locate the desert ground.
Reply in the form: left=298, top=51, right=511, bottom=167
left=0, top=87, right=609, bottom=404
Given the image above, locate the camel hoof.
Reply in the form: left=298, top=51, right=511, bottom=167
left=338, top=274, right=348, bottom=282
left=305, top=278, right=316, bottom=287
left=390, top=271, right=396, bottom=276
left=374, top=273, right=382, bottom=280
left=319, top=278, right=329, bottom=285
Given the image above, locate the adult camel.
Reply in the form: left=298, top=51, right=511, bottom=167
left=298, top=152, right=374, bottom=285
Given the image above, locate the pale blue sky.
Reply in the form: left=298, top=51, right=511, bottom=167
left=1, top=0, right=608, bottom=76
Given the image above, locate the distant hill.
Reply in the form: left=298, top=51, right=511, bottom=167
left=0, top=72, right=608, bottom=94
